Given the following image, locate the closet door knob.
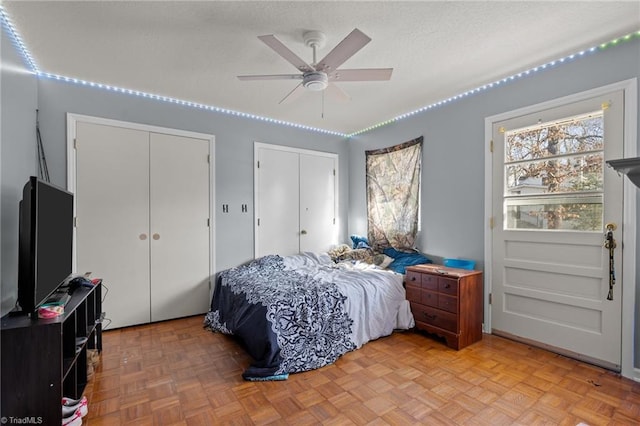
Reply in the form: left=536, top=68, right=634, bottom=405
left=139, top=234, right=147, bottom=240
left=153, top=233, right=160, bottom=240
left=300, top=230, right=307, bottom=235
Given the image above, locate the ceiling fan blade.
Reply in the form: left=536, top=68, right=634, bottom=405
left=325, top=83, right=351, bottom=102
left=258, top=35, right=314, bottom=72
left=329, top=68, right=393, bottom=82
left=315, top=28, right=371, bottom=72
left=279, top=83, right=305, bottom=104
left=237, top=74, right=302, bottom=81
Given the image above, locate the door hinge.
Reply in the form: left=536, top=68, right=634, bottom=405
left=207, top=154, right=210, bottom=164
left=333, top=169, right=336, bottom=176
left=74, top=138, right=78, bottom=149
left=207, top=218, right=210, bottom=227
left=489, top=140, right=494, bottom=153
left=489, top=217, right=494, bottom=229
left=333, top=218, right=336, bottom=225
left=74, top=217, right=77, bottom=228
left=257, top=218, right=260, bottom=226
left=257, top=160, right=260, bottom=169
left=489, top=293, right=492, bottom=305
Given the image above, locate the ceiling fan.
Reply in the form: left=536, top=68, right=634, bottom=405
left=237, top=28, right=393, bottom=104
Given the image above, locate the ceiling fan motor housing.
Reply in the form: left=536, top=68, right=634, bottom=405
left=303, top=71, right=329, bottom=91
left=303, top=30, right=327, bottom=49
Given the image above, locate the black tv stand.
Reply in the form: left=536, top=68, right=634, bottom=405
left=1, top=281, right=103, bottom=424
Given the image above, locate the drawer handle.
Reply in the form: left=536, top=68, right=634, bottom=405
left=423, top=313, right=436, bottom=320
left=411, top=276, right=416, bottom=281
left=444, top=283, right=451, bottom=289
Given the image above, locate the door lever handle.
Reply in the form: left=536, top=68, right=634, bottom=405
left=604, top=223, right=617, bottom=301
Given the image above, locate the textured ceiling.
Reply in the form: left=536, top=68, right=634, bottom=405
left=3, top=1, right=639, bottom=135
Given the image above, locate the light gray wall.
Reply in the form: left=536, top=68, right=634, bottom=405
left=0, top=47, right=348, bottom=315
left=0, top=29, right=38, bottom=315
left=347, top=38, right=640, bottom=367
left=34, top=79, right=349, bottom=274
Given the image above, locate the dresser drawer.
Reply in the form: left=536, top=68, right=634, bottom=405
left=405, top=271, right=422, bottom=287
left=410, top=303, right=458, bottom=332
left=438, top=294, right=458, bottom=313
left=421, top=290, right=438, bottom=308
left=406, top=283, right=439, bottom=308
left=439, top=277, right=459, bottom=295
left=406, top=271, right=438, bottom=291
left=406, top=283, right=421, bottom=302
left=421, top=274, right=439, bottom=290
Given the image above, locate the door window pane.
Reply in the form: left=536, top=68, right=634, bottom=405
left=505, top=195, right=603, bottom=231
left=506, top=114, right=604, bottom=162
left=504, top=111, right=604, bottom=231
left=505, top=153, right=604, bottom=195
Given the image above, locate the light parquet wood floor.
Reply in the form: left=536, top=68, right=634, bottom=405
left=83, top=315, right=640, bottom=426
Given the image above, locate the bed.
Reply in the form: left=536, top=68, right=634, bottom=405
left=203, top=251, right=416, bottom=380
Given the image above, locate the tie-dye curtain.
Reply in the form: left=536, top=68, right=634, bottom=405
left=366, top=137, right=422, bottom=251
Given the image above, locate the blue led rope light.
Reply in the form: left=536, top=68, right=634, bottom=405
left=0, top=5, right=345, bottom=137
left=0, top=6, right=39, bottom=73
left=347, top=30, right=640, bottom=137
left=1, top=5, right=637, bottom=138
left=36, top=72, right=346, bottom=136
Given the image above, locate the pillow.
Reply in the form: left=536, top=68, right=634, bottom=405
left=350, top=234, right=370, bottom=249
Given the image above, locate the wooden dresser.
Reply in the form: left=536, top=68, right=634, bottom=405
left=405, top=264, right=483, bottom=349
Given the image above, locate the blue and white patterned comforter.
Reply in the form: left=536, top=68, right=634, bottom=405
left=204, top=252, right=414, bottom=379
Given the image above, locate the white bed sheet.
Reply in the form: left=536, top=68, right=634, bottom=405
left=283, top=252, right=415, bottom=348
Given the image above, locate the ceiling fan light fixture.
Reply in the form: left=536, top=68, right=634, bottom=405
left=303, top=71, right=328, bottom=91
left=240, top=28, right=392, bottom=101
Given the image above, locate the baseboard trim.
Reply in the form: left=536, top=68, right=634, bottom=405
left=491, top=329, right=621, bottom=373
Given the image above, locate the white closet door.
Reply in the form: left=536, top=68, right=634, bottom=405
left=255, top=147, right=300, bottom=257
left=75, top=122, right=151, bottom=329
left=149, top=132, right=210, bottom=322
left=299, top=154, right=337, bottom=253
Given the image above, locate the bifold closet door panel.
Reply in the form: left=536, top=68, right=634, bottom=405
left=75, top=122, right=151, bottom=329
left=149, top=132, right=210, bottom=322
left=255, top=147, right=300, bottom=257
left=299, top=154, right=337, bottom=254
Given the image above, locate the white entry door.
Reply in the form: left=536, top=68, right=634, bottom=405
left=491, top=90, right=624, bottom=370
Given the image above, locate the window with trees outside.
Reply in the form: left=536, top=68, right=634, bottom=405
left=504, top=111, right=604, bottom=231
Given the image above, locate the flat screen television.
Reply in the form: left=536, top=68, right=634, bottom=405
left=17, top=176, right=74, bottom=316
